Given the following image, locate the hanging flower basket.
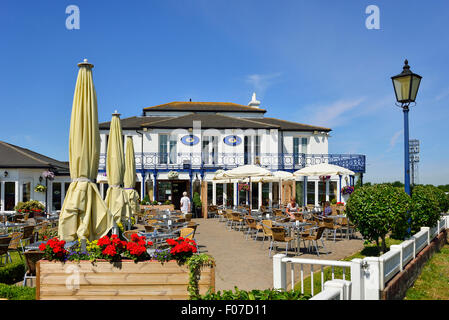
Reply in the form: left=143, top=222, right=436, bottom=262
left=238, top=183, right=250, bottom=192
left=168, top=171, right=179, bottom=179
left=42, top=170, right=55, bottom=181
left=341, top=186, right=355, bottom=195
left=34, top=184, right=47, bottom=193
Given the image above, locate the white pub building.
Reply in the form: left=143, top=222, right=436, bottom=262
left=98, top=94, right=365, bottom=210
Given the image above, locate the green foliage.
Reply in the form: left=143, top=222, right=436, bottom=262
left=410, top=185, right=441, bottom=234
left=152, top=200, right=159, bottom=205
left=186, top=254, right=215, bottom=300
left=425, top=185, right=449, bottom=213
left=330, top=198, right=337, bottom=205
left=346, top=184, right=411, bottom=252
left=14, top=200, right=45, bottom=213
left=164, top=200, right=171, bottom=205
left=0, top=283, right=35, bottom=300
left=200, top=286, right=311, bottom=300
left=0, top=262, right=26, bottom=285
left=141, top=195, right=150, bottom=205
left=437, top=184, right=449, bottom=193
left=193, top=192, right=202, bottom=208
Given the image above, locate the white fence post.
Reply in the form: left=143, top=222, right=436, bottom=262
left=273, top=253, right=287, bottom=290
left=362, top=257, right=381, bottom=300
left=421, top=227, right=430, bottom=245
left=324, top=279, right=352, bottom=300
left=350, top=258, right=364, bottom=300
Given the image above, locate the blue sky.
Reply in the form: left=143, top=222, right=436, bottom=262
left=0, top=1, right=448, bottom=184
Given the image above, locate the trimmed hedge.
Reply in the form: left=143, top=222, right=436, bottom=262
left=200, top=287, right=311, bottom=300
left=0, top=283, right=35, bottom=300
left=0, top=261, right=26, bottom=285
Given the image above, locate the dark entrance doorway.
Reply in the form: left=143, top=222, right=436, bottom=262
left=156, top=180, right=190, bottom=210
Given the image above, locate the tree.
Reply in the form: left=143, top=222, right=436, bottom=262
left=409, top=185, right=441, bottom=234
left=346, top=184, right=411, bottom=253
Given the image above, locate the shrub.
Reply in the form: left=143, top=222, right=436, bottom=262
left=141, top=195, right=150, bottom=205
left=14, top=200, right=45, bottom=214
left=0, top=262, right=26, bottom=285
left=200, top=287, right=310, bottom=300
left=164, top=200, right=171, bottom=205
left=346, top=184, right=411, bottom=253
left=425, top=185, right=449, bottom=213
left=410, top=185, right=441, bottom=234
left=193, top=192, right=202, bottom=208
left=0, top=283, right=35, bottom=300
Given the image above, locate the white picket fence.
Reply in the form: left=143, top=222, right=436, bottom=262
left=273, top=215, right=449, bottom=300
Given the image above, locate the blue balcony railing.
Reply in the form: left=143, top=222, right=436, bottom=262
left=99, top=152, right=366, bottom=173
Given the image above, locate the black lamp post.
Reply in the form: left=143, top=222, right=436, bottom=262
left=391, top=59, right=422, bottom=196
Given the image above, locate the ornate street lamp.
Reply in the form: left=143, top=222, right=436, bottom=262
left=391, top=59, right=422, bottom=196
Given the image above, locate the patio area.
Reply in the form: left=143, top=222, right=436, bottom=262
left=175, top=217, right=363, bottom=291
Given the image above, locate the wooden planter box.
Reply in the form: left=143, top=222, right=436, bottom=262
left=36, top=260, right=215, bottom=300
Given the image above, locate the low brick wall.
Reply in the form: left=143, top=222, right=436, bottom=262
left=381, top=230, right=448, bottom=300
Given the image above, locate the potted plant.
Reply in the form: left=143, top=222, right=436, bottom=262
left=193, top=192, right=202, bottom=218
left=34, top=184, right=47, bottom=193
left=36, top=235, right=215, bottom=300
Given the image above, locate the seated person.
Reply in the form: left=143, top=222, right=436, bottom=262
left=286, top=198, right=299, bottom=221
left=322, top=201, right=332, bottom=217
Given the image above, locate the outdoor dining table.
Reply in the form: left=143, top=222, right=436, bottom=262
left=138, top=231, right=177, bottom=249
left=0, top=222, right=28, bottom=233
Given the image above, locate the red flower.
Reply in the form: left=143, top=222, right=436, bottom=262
left=39, top=243, right=47, bottom=251
left=97, top=236, right=111, bottom=247
left=102, top=244, right=117, bottom=256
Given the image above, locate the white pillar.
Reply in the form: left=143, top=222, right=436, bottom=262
left=268, top=182, right=273, bottom=208
left=0, top=181, right=4, bottom=211
left=223, top=183, right=227, bottom=207
left=233, top=182, right=238, bottom=207
left=15, top=181, right=19, bottom=208
left=258, top=181, right=262, bottom=209
left=212, top=181, right=216, bottom=205
left=326, top=179, right=330, bottom=202
left=314, top=180, right=319, bottom=207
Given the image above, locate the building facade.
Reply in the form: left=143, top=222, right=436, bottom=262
left=98, top=94, right=366, bottom=210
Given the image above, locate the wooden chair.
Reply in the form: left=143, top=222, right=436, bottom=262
left=23, top=251, right=44, bottom=286
left=230, top=212, right=244, bottom=231
left=260, top=220, right=273, bottom=246
left=207, top=205, right=218, bottom=218
left=0, top=237, right=12, bottom=264
left=8, top=232, right=24, bottom=261
left=337, top=217, right=355, bottom=239
left=184, top=213, right=192, bottom=222
left=22, top=225, right=35, bottom=246
left=123, top=230, right=139, bottom=241
left=273, top=209, right=284, bottom=217
left=187, top=222, right=198, bottom=233
left=244, top=216, right=263, bottom=240
left=322, top=217, right=342, bottom=242
left=269, top=227, right=295, bottom=257
left=302, top=227, right=327, bottom=256
left=144, top=225, right=155, bottom=233
left=180, top=227, right=195, bottom=240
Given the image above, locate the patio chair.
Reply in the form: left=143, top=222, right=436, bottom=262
left=176, top=218, right=186, bottom=224
left=293, top=212, right=304, bottom=221
left=302, top=227, right=327, bottom=256
left=260, top=220, right=273, bottom=247
left=230, top=212, right=244, bottom=231
left=207, top=205, right=218, bottom=218
left=244, top=216, right=263, bottom=240
left=23, top=250, right=44, bottom=287
left=273, top=209, right=284, bottom=217
left=34, top=222, right=49, bottom=242
left=337, top=217, right=356, bottom=239
left=0, top=237, right=12, bottom=264
left=22, top=225, right=35, bottom=247
left=123, top=230, right=139, bottom=241
left=224, top=212, right=233, bottom=230
left=144, top=225, right=155, bottom=233
left=17, top=213, right=30, bottom=224
left=8, top=232, right=24, bottom=261
left=184, top=213, right=192, bottom=221
left=268, top=226, right=295, bottom=257
left=322, top=217, right=342, bottom=242
left=180, top=227, right=195, bottom=240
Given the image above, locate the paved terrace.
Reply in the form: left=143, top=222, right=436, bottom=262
left=192, top=218, right=364, bottom=292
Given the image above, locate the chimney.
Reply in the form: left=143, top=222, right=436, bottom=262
left=248, top=92, right=260, bottom=108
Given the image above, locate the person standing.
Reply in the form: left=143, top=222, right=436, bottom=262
left=180, top=191, right=191, bottom=215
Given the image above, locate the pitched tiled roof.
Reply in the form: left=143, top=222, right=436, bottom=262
left=99, top=116, right=174, bottom=130
left=140, top=113, right=276, bottom=129
left=244, top=117, right=332, bottom=132
left=0, top=141, right=69, bottom=172
left=143, top=101, right=266, bottom=113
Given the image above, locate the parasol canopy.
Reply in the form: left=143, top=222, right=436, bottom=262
left=124, top=136, right=139, bottom=218
left=58, top=59, right=113, bottom=242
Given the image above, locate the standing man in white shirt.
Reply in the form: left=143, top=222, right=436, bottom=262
left=180, top=191, right=191, bottom=216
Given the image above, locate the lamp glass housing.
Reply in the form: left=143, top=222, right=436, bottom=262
left=391, top=61, right=422, bottom=104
